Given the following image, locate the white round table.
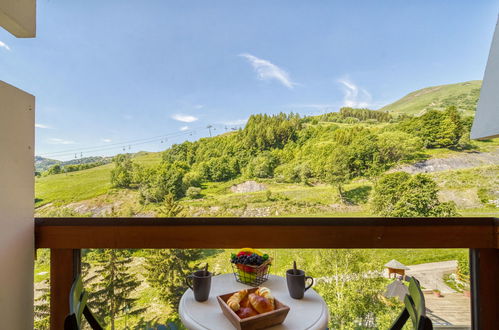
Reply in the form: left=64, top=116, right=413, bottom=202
left=179, top=274, right=329, bottom=330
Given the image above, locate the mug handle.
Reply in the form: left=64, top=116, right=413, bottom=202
left=186, top=275, right=194, bottom=291
left=304, top=276, right=314, bottom=292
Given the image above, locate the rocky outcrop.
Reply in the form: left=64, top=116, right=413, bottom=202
left=394, top=148, right=499, bottom=174
left=230, top=181, right=267, bottom=193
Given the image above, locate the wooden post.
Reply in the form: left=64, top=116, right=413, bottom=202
left=470, top=248, right=499, bottom=329
left=50, top=249, right=80, bottom=330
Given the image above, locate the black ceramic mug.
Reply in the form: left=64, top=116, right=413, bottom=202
left=186, top=270, right=212, bottom=302
left=286, top=269, right=314, bottom=299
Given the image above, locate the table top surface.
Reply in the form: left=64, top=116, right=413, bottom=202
left=179, top=274, right=329, bottom=330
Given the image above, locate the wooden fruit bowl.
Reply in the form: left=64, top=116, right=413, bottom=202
left=217, top=288, right=290, bottom=330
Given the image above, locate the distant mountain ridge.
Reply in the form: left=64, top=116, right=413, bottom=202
left=380, top=80, right=481, bottom=117
left=35, top=155, right=112, bottom=172
left=34, top=156, right=59, bottom=172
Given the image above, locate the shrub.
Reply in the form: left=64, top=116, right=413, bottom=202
left=343, top=117, right=360, bottom=124
left=138, top=162, right=187, bottom=203
left=207, top=156, right=239, bottom=181
left=47, top=164, right=62, bottom=175
left=371, top=172, right=458, bottom=217
left=162, top=141, right=196, bottom=164
left=457, top=254, right=470, bottom=290
left=398, top=106, right=465, bottom=148
left=110, top=154, right=134, bottom=188
left=186, top=187, right=202, bottom=199
left=376, top=131, right=423, bottom=165
left=274, top=162, right=312, bottom=183
left=182, top=171, right=203, bottom=188
left=244, top=152, right=279, bottom=178
left=63, top=161, right=105, bottom=173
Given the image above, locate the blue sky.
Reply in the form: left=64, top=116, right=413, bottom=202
left=1, top=1, right=498, bottom=160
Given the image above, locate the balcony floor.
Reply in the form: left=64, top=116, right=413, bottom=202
left=425, top=292, right=471, bottom=327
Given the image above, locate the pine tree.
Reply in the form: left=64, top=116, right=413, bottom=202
left=87, top=249, right=141, bottom=330
left=145, top=195, right=203, bottom=320
left=157, top=193, right=184, bottom=217
left=145, top=249, right=203, bottom=316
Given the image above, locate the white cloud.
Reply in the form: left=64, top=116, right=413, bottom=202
left=180, top=126, right=189, bottom=131
left=101, top=138, right=112, bottom=143
left=0, top=41, right=11, bottom=51
left=47, top=138, right=75, bottom=145
left=171, top=114, right=198, bottom=123
left=240, top=53, right=296, bottom=89
left=338, top=78, right=372, bottom=108
left=35, top=123, right=52, bottom=129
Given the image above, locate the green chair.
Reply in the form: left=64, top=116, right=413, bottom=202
left=390, top=277, right=433, bottom=330
left=64, top=274, right=103, bottom=330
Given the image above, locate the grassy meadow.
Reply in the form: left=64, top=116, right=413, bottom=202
left=35, top=152, right=162, bottom=208
left=380, top=80, right=481, bottom=117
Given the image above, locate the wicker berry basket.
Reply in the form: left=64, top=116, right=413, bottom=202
left=231, top=258, right=272, bottom=287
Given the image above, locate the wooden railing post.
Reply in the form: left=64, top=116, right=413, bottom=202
left=470, top=248, right=499, bottom=330
left=50, top=249, right=80, bottom=330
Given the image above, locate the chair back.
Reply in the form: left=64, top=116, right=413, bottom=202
left=390, top=277, right=433, bottom=330
left=64, top=274, right=103, bottom=330
left=70, top=276, right=87, bottom=328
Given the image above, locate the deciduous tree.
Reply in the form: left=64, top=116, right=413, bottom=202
left=110, top=154, right=134, bottom=188
left=311, top=250, right=399, bottom=329
left=371, top=172, right=458, bottom=217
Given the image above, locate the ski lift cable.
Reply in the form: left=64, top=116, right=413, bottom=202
left=40, top=131, right=194, bottom=158
left=39, top=124, right=211, bottom=156
left=38, top=122, right=228, bottom=158
left=40, top=128, right=203, bottom=156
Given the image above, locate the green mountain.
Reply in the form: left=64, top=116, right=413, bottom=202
left=35, top=156, right=60, bottom=172
left=380, top=80, right=481, bottom=117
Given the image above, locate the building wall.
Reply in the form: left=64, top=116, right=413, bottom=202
left=0, top=0, right=36, bottom=37
left=0, top=81, right=34, bottom=329
left=471, top=17, right=499, bottom=139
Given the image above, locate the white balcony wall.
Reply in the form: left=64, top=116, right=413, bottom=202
left=472, top=17, right=499, bottom=139
left=0, top=81, right=34, bottom=329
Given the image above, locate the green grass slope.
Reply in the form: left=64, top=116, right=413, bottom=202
left=380, top=80, right=481, bottom=116
left=35, top=152, right=161, bottom=207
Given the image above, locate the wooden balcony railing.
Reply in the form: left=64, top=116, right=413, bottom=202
left=35, top=217, right=499, bottom=330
